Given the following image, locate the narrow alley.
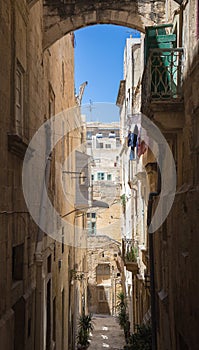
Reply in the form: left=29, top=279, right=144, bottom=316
left=0, top=1, right=199, bottom=350
left=89, top=315, right=125, bottom=350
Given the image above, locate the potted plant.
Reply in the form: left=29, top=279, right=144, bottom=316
left=124, top=247, right=138, bottom=274
left=77, top=310, right=94, bottom=349
left=123, top=324, right=152, bottom=350
left=126, top=246, right=138, bottom=262
left=116, top=292, right=130, bottom=344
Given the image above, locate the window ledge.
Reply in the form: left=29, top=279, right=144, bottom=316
left=8, top=133, right=34, bottom=160
left=97, top=283, right=111, bottom=287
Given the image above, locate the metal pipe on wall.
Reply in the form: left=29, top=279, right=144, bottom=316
left=147, top=160, right=161, bottom=350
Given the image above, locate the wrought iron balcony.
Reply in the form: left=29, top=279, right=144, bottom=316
left=142, top=48, right=184, bottom=106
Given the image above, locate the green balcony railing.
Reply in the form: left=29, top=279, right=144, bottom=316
left=143, top=48, right=184, bottom=103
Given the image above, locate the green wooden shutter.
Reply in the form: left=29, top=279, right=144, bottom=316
left=145, top=24, right=177, bottom=99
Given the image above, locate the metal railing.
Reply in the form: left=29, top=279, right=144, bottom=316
left=142, top=48, right=184, bottom=103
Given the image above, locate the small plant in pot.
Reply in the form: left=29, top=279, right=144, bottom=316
left=77, top=310, right=94, bottom=349
left=126, top=246, right=138, bottom=263
left=123, top=324, right=152, bottom=350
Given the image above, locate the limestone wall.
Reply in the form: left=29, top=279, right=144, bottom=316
left=0, top=1, right=85, bottom=350
left=87, top=236, right=123, bottom=315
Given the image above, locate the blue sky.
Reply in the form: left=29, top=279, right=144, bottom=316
left=74, top=25, right=140, bottom=122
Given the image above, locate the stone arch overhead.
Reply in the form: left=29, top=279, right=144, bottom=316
left=43, top=0, right=166, bottom=49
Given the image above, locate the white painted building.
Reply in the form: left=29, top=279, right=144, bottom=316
left=116, top=36, right=149, bottom=330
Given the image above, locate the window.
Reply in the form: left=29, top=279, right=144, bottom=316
left=97, top=142, right=103, bottom=149
left=12, top=244, right=24, bottom=281
left=81, top=132, right=84, bottom=144
left=96, top=264, right=110, bottom=275
left=54, top=243, right=56, bottom=262
left=15, top=62, right=24, bottom=136
left=98, top=288, right=109, bottom=302
left=79, top=170, right=86, bottom=185
left=107, top=174, right=112, bottom=181
left=96, top=264, right=110, bottom=284
left=109, top=131, right=116, bottom=138
left=87, top=212, right=96, bottom=219
left=91, top=222, right=96, bottom=235
left=87, top=212, right=96, bottom=218
left=46, top=280, right=51, bottom=350
left=86, top=131, right=92, bottom=139
left=47, top=254, right=52, bottom=273
left=82, top=214, right=85, bottom=230
left=91, top=174, right=94, bottom=181
left=105, top=144, right=111, bottom=149
left=28, top=318, right=31, bottom=338
left=97, top=172, right=105, bottom=180
left=62, top=227, right=65, bottom=253
left=62, top=61, right=65, bottom=97
left=49, top=84, right=55, bottom=191
left=8, top=60, right=28, bottom=154
left=62, top=289, right=65, bottom=350
left=53, top=297, right=56, bottom=342
left=87, top=221, right=96, bottom=235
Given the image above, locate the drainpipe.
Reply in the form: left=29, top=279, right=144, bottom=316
left=147, top=161, right=161, bottom=350
left=36, top=123, right=52, bottom=247
left=34, top=123, right=52, bottom=350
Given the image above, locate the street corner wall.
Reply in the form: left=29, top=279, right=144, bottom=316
left=169, top=189, right=199, bottom=349
left=153, top=188, right=199, bottom=349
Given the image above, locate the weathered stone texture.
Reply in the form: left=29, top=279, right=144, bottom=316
left=0, top=1, right=85, bottom=350
left=153, top=189, right=199, bottom=350
left=141, top=1, right=199, bottom=349
left=0, top=0, right=198, bottom=349
left=87, top=236, right=123, bottom=315
left=43, top=0, right=166, bottom=48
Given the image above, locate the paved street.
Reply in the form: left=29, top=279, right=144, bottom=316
left=89, top=314, right=125, bottom=350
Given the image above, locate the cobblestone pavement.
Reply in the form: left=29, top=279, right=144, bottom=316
left=89, top=314, right=125, bottom=350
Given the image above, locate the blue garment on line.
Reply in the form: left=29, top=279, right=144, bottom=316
left=130, top=148, right=135, bottom=160
left=128, top=132, right=137, bottom=148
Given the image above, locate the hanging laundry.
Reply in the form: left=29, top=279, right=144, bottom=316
left=133, top=125, right=138, bottom=147
left=137, top=140, right=147, bottom=157
left=127, top=131, right=134, bottom=147
left=130, top=148, right=135, bottom=160
left=137, top=127, right=148, bottom=157
left=128, top=125, right=139, bottom=160
left=127, top=125, right=138, bottom=148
